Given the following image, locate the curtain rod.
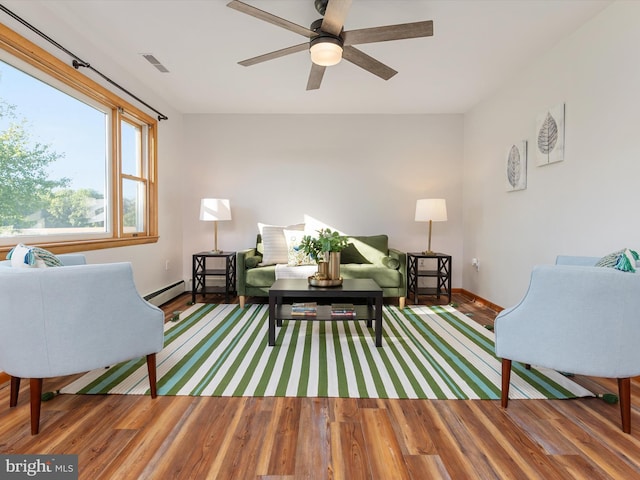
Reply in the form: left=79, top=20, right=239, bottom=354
left=0, top=4, right=168, bottom=121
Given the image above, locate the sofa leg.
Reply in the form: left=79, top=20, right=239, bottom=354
left=30, top=378, right=43, bottom=435
left=501, top=359, right=511, bottom=408
left=399, top=297, right=405, bottom=309
left=147, top=353, right=158, bottom=399
left=10, top=376, right=20, bottom=408
left=618, top=377, right=631, bottom=434
left=239, top=296, right=246, bottom=308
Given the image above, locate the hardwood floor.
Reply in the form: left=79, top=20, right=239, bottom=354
left=1, top=292, right=639, bottom=479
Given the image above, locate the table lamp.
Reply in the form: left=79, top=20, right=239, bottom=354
left=200, top=198, right=232, bottom=253
left=415, top=198, right=447, bottom=254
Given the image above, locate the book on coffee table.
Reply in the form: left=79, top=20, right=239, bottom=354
left=331, top=303, right=356, bottom=318
left=292, top=302, right=318, bottom=316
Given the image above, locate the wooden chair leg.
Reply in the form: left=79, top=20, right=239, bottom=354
left=239, top=296, right=246, bottom=308
left=10, top=376, right=20, bottom=408
left=30, top=378, right=43, bottom=435
left=399, top=297, right=406, bottom=309
left=147, top=353, right=158, bottom=399
left=618, top=377, right=631, bottom=434
left=501, top=359, right=512, bottom=408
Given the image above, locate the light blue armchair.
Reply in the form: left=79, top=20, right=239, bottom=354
left=495, top=255, right=640, bottom=433
left=0, top=254, right=165, bottom=434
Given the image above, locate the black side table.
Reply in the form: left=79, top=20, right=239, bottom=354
left=407, top=252, right=452, bottom=304
left=192, top=251, right=236, bottom=304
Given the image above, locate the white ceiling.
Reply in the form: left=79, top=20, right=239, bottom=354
left=2, top=0, right=613, bottom=115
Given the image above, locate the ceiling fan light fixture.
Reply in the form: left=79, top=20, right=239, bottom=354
left=310, top=36, right=343, bottom=66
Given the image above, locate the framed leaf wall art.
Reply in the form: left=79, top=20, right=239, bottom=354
left=536, top=102, right=565, bottom=166
left=506, top=140, right=527, bottom=192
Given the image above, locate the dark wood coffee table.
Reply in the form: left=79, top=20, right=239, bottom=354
left=268, top=278, right=384, bottom=347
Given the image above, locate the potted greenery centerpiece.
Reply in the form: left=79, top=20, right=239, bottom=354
left=300, top=228, right=348, bottom=286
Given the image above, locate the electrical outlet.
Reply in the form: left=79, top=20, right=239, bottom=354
left=165, top=260, right=170, bottom=271
left=471, top=258, right=480, bottom=271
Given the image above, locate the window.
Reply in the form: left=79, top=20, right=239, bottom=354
left=0, top=23, right=157, bottom=253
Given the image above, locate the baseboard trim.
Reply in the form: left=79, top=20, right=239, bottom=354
left=458, top=289, right=504, bottom=313
left=144, top=280, right=185, bottom=307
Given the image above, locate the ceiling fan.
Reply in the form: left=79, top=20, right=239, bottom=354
left=227, top=0, right=434, bottom=90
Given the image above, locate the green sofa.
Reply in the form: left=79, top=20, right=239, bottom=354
left=236, top=234, right=406, bottom=308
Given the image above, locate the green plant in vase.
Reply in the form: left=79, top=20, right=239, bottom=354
left=300, top=228, right=348, bottom=281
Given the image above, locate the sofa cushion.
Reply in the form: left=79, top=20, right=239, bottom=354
left=245, top=264, right=278, bottom=287
left=340, top=264, right=402, bottom=288
left=341, top=235, right=389, bottom=264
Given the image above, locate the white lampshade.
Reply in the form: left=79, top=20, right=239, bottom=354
left=415, top=198, right=447, bottom=222
left=310, top=38, right=343, bottom=66
left=200, top=198, right=232, bottom=222
left=415, top=198, right=447, bottom=254
left=200, top=198, right=231, bottom=253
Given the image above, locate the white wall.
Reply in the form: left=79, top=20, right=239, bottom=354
left=462, top=1, right=640, bottom=308
left=182, top=114, right=464, bottom=289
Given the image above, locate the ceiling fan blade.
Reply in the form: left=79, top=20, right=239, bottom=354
left=343, top=20, right=433, bottom=46
left=306, top=63, right=326, bottom=90
left=238, top=43, right=309, bottom=67
left=321, top=0, right=352, bottom=36
left=227, top=0, right=314, bottom=37
left=342, top=46, right=397, bottom=81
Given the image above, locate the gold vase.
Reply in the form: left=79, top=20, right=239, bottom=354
left=308, top=252, right=342, bottom=286
left=316, top=261, right=329, bottom=279
left=328, top=251, right=341, bottom=280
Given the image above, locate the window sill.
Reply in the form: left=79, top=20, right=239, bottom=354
left=0, top=236, right=159, bottom=255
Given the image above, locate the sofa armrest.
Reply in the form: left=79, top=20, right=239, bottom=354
left=494, top=264, right=640, bottom=377
left=389, top=248, right=407, bottom=296
left=236, top=248, right=260, bottom=295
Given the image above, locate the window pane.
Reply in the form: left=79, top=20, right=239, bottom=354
left=122, top=178, right=146, bottom=233
left=0, top=59, right=108, bottom=238
left=121, top=120, right=141, bottom=176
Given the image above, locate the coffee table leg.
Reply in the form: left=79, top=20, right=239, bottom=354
left=268, top=295, right=276, bottom=346
left=367, top=297, right=373, bottom=328
left=375, top=295, right=383, bottom=347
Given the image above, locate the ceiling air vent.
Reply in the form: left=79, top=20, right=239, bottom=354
left=141, top=54, right=169, bottom=73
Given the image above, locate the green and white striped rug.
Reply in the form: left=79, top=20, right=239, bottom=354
left=61, top=303, right=592, bottom=400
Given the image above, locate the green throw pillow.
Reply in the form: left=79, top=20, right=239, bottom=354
left=382, top=256, right=400, bottom=270
left=595, top=248, right=639, bottom=272
left=244, top=255, right=262, bottom=268
left=341, top=235, right=389, bottom=264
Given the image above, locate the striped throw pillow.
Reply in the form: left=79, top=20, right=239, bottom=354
left=595, top=248, right=639, bottom=272
left=6, top=244, right=63, bottom=268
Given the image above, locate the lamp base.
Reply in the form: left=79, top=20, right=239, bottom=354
left=422, top=250, right=435, bottom=255
left=210, top=249, right=223, bottom=254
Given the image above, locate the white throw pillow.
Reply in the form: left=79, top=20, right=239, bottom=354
left=7, top=243, right=63, bottom=268
left=257, top=222, right=304, bottom=237
left=284, top=229, right=316, bottom=266
left=9, top=244, right=33, bottom=268
left=259, top=223, right=304, bottom=265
